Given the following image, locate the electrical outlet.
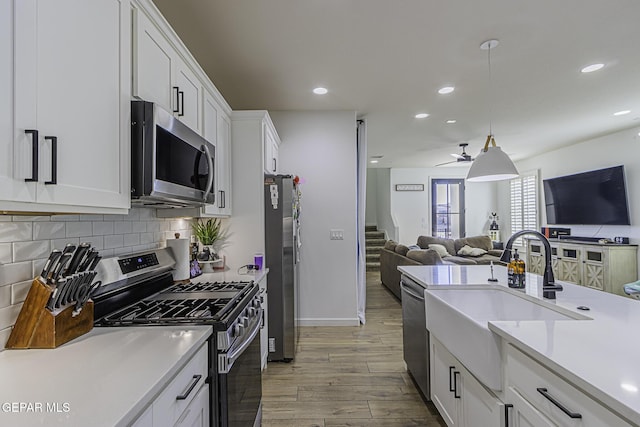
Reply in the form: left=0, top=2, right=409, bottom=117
left=330, top=229, right=344, bottom=240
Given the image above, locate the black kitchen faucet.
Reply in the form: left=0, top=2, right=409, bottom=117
left=500, top=230, right=564, bottom=299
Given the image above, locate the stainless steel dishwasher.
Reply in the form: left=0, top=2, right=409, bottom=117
left=401, top=274, right=430, bottom=400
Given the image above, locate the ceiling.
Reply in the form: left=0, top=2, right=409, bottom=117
left=152, top=0, right=640, bottom=169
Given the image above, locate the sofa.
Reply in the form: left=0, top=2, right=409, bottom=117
left=379, top=235, right=504, bottom=299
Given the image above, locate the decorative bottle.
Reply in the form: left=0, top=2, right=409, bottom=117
left=508, top=249, right=526, bottom=288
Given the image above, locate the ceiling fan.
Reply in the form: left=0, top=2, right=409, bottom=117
left=435, top=143, right=474, bottom=166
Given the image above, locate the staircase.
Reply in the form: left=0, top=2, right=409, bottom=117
left=365, top=225, right=385, bottom=272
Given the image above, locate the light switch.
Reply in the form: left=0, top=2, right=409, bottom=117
left=330, top=229, right=344, bottom=240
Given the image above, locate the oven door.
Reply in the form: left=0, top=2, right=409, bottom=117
left=132, top=101, right=215, bottom=206
left=217, top=312, right=263, bottom=427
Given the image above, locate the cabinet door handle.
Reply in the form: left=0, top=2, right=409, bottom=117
left=449, top=366, right=455, bottom=392
left=44, top=136, right=57, bottom=185
left=536, top=387, right=582, bottom=419
left=172, top=86, right=180, bottom=113
left=218, top=190, right=225, bottom=208
left=24, top=129, right=39, bottom=182
left=178, top=90, right=185, bottom=116
left=453, top=371, right=461, bottom=398
left=504, top=403, right=513, bottom=427
left=272, top=157, right=276, bottom=172
left=176, top=374, right=202, bottom=400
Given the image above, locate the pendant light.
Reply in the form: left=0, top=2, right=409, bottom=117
left=467, top=39, right=519, bottom=182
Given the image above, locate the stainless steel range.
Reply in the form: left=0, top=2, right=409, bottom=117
left=92, top=248, right=263, bottom=427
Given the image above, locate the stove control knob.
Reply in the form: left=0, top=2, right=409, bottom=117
left=247, top=307, right=256, bottom=317
left=240, top=316, right=249, bottom=327
left=252, top=298, right=261, bottom=308
left=233, top=323, right=244, bottom=337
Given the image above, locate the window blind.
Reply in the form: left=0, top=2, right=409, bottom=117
left=510, top=174, right=537, bottom=246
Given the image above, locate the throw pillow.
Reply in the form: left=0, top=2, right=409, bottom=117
left=406, top=249, right=443, bottom=265
left=395, top=244, right=410, bottom=256
left=384, top=240, right=397, bottom=251
left=428, top=243, right=450, bottom=258
left=457, top=245, right=487, bottom=257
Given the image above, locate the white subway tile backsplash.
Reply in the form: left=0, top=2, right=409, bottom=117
left=104, top=234, right=124, bottom=249
left=12, top=216, right=50, bottom=222
left=93, top=221, right=114, bottom=236
left=0, top=208, right=175, bottom=351
left=0, top=261, right=33, bottom=287
left=79, top=236, right=104, bottom=250
left=51, top=238, right=80, bottom=251
left=52, top=215, right=80, bottom=222
left=114, top=221, right=133, bottom=234
left=13, top=240, right=50, bottom=263
left=0, top=222, right=32, bottom=243
left=0, top=303, right=22, bottom=330
left=33, top=222, right=66, bottom=240
left=123, top=233, right=140, bottom=247
left=0, top=244, right=11, bottom=264
left=66, top=222, right=92, bottom=238
left=11, top=280, right=31, bottom=305
left=0, top=327, right=11, bottom=349
left=0, top=285, right=11, bottom=309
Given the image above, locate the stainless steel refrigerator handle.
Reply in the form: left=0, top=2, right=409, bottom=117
left=202, top=144, right=214, bottom=201
left=220, top=309, right=263, bottom=373
left=400, top=281, right=425, bottom=302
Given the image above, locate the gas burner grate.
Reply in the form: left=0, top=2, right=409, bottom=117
left=167, top=281, right=254, bottom=293
left=99, top=298, right=231, bottom=325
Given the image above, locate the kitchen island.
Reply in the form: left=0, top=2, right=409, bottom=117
left=399, top=264, right=640, bottom=426
left=0, top=326, right=211, bottom=426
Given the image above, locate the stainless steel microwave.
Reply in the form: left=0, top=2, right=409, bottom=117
left=131, top=101, right=215, bottom=208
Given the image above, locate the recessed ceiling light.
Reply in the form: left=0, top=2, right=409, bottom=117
left=415, top=113, right=429, bottom=119
left=446, top=120, right=457, bottom=124
left=581, top=63, right=604, bottom=73
left=313, top=87, right=328, bottom=95
left=614, top=110, right=631, bottom=116
left=370, top=160, right=379, bottom=164
left=438, top=86, right=455, bottom=94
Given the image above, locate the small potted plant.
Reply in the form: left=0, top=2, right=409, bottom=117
left=192, top=218, right=226, bottom=261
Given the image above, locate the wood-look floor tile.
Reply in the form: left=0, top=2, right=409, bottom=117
left=261, top=272, right=445, bottom=426
left=298, top=385, right=415, bottom=401
left=262, top=401, right=371, bottom=419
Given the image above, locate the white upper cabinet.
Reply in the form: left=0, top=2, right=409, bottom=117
left=133, top=8, right=202, bottom=134
left=2, top=0, right=130, bottom=213
left=263, top=124, right=280, bottom=174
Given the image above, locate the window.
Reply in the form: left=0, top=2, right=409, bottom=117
left=510, top=174, right=538, bottom=246
left=432, top=179, right=465, bottom=238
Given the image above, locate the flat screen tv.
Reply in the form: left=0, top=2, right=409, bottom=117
left=543, top=165, right=630, bottom=225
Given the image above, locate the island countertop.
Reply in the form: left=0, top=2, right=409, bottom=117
left=0, top=326, right=211, bottom=427
left=399, top=264, right=640, bottom=425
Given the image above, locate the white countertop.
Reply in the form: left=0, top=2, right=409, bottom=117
left=399, top=264, right=640, bottom=425
left=0, top=326, right=211, bottom=427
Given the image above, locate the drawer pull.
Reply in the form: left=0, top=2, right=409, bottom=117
left=449, top=366, right=455, bottom=392
left=176, top=374, right=202, bottom=400
left=504, top=403, right=513, bottom=427
left=536, top=387, right=582, bottom=419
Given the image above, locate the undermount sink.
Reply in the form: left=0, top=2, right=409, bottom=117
left=425, top=286, right=589, bottom=390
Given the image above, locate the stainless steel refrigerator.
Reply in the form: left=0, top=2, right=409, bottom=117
left=264, top=174, right=300, bottom=361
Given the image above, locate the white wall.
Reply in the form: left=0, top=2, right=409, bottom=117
left=389, top=167, right=497, bottom=245
left=270, top=111, right=359, bottom=326
left=365, top=168, right=378, bottom=226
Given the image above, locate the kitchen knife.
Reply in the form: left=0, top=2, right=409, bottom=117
left=77, top=248, right=97, bottom=272
left=45, top=244, right=75, bottom=283
left=72, top=280, right=102, bottom=316
left=40, top=249, right=62, bottom=282
left=65, top=242, right=91, bottom=277
left=69, top=271, right=94, bottom=305
left=88, top=255, right=102, bottom=271
left=48, top=277, right=68, bottom=311
left=58, top=273, right=83, bottom=308
left=50, top=253, right=73, bottom=284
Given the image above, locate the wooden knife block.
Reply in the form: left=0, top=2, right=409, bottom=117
left=5, top=277, right=94, bottom=349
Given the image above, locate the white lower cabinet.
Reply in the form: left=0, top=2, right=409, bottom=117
left=505, top=344, right=633, bottom=427
left=431, top=337, right=505, bottom=427
left=131, top=343, right=209, bottom=427
left=258, top=274, right=269, bottom=370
